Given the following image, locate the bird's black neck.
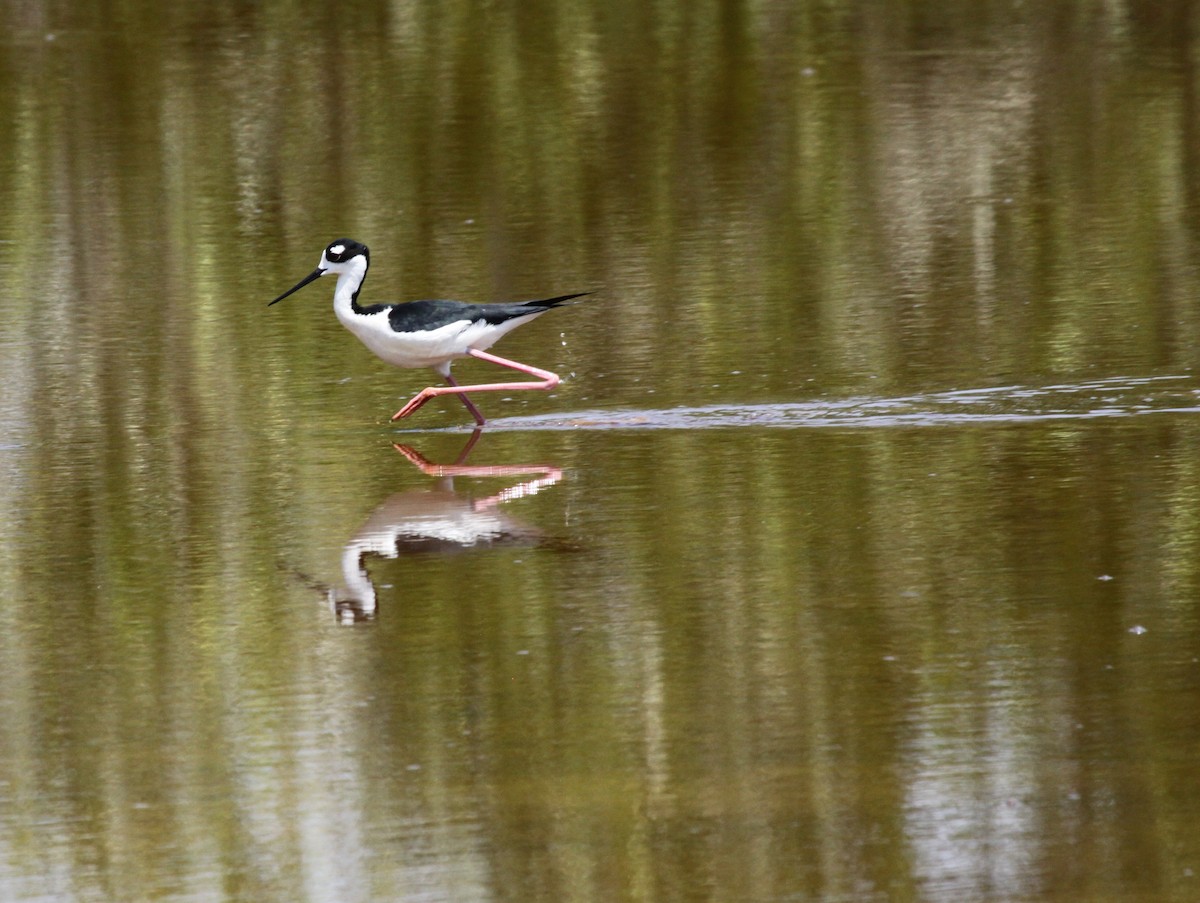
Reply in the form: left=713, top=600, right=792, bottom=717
left=347, top=259, right=370, bottom=314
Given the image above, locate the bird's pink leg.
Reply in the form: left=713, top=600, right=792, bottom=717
left=446, top=373, right=486, bottom=426
left=391, top=349, right=560, bottom=423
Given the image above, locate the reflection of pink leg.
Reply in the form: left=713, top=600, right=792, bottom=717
left=393, top=441, right=562, bottom=483
left=391, top=436, right=563, bottom=504
left=391, top=348, right=560, bottom=423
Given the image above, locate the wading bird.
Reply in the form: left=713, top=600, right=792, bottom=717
left=269, top=239, right=588, bottom=425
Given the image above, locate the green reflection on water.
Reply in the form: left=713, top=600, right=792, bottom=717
left=3, top=1, right=1200, bottom=901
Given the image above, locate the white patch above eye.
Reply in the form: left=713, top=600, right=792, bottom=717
left=329, top=244, right=346, bottom=256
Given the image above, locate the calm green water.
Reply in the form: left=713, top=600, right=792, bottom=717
left=4, top=2, right=1200, bottom=901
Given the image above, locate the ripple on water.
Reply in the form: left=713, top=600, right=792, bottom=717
left=452, top=375, right=1200, bottom=432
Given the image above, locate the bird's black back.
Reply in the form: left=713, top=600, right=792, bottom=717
left=376, top=292, right=592, bottom=334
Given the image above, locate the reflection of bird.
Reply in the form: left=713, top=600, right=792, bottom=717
left=269, top=238, right=589, bottom=425
left=325, top=434, right=566, bottom=623
left=333, top=486, right=552, bottom=623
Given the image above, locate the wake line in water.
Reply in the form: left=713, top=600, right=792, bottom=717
left=408, top=374, right=1200, bottom=433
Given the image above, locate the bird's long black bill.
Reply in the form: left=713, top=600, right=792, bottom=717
left=268, top=268, right=325, bottom=306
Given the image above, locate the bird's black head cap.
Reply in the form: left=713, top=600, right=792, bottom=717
left=325, top=238, right=369, bottom=264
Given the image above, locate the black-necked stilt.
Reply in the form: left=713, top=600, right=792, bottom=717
left=268, top=238, right=589, bottom=425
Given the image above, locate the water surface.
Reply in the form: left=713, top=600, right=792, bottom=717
left=3, top=2, right=1200, bottom=901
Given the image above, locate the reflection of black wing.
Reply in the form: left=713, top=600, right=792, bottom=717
left=388, top=530, right=534, bottom=556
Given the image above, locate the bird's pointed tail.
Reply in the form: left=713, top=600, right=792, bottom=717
left=520, top=291, right=594, bottom=309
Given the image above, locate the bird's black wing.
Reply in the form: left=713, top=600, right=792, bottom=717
left=387, top=293, right=591, bottom=334
left=386, top=300, right=485, bottom=334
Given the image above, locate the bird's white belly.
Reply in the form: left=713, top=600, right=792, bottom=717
left=335, top=307, right=543, bottom=371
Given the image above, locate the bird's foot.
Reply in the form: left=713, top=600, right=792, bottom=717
left=391, top=391, right=432, bottom=421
